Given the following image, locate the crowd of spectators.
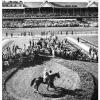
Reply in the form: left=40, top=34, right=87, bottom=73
left=2, top=19, right=98, bottom=28
left=2, top=20, right=23, bottom=28
left=2, top=1, right=98, bottom=19
left=82, top=18, right=98, bottom=27
left=2, top=1, right=23, bottom=7
left=2, top=11, right=98, bottom=18
left=2, top=35, right=98, bottom=70
left=23, top=19, right=81, bottom=27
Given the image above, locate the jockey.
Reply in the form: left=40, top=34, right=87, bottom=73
left=43, top=68, right=52, bottom=82
left=43, top=68, right=48, bottom=82
left=49, top=70, right=52, bottom=75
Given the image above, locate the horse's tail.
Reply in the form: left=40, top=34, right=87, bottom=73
left=30, top=78, right=36, bottom=86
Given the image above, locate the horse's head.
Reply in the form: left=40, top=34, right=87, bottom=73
left=56, top=72, right=60, bottom=78
left=47, top=72, right=60, bottom=82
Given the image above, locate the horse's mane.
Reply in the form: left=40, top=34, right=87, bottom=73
left=38, top=76, right=43, bottom=79
left=50, top=72, right=59, bottom=76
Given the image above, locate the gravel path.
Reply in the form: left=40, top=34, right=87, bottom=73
left=3, top=58, right=97, bottom=100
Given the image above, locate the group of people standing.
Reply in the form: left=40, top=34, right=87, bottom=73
left=2, top=34, right=98, bottom=70
left=1, top=35, right=70, bottom=69
left=89, top=46, right=98, bottom=61
left=2, top=39, right=39, bottom=69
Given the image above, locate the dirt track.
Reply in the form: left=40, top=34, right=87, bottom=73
left=3, top=57, right=98, bottom=100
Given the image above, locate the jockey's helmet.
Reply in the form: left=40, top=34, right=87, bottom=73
left=49, top=70, right=52, bottom=73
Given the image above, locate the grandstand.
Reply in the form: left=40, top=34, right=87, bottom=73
left=2, top=0, right=98, bottom=28
left=2, top=0, right=98, bottom=19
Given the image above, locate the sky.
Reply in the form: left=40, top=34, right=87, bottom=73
left=2, top=0, right=98, bottom=2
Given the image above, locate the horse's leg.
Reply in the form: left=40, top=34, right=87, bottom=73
left=36, top=81, right=42, bottom=92
left=50, top=80, right=57, bottom=91
left=48, top=81, right=55, bottom=91
left=30, top=78, right=36, bottom=86
left=34, top=83, right=39, bottom=93
left=47, top=83, right=49, bottom=91
left=36, top=84, right=38, bottom=91
left=34, top=83, right=37, bottom=90
left=35, top=82, right=40, bottom=91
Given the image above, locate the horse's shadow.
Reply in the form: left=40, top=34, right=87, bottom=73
left=39, top=87, right=83, bottom=98
left=38, top=73, right=98, bottom=99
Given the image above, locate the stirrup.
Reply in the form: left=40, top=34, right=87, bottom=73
left=34, top=90, right=38, bottom=93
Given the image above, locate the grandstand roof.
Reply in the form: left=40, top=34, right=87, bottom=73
left=87, top=1, right=98, bottom=7
left=23, top=2, right=42, bottom=8
left=2, top=0, right=98, bottom=8
left=23, top=1, right=88, bottom=8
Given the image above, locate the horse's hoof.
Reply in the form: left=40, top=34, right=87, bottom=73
left=34, top=90, right=39, bottom=93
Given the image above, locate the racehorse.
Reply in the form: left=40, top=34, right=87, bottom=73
left=30, top=72, right=60, bottom=92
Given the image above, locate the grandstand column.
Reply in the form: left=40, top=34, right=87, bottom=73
left=16, top=9, right=18, bottom=17
left=24, top=8, right=25, bottom=17
left=39, top=8, right=40, bottom=14
left=60, top=8, right=61, bottom=16
left=32, top=8, right=33, bottom=16
left=53, top=7, right=54, bottom=15
left=79, top=8, right=81, bottom=16
left=73, top=8, right=74, bottom=16
left=85, top=8, right=87, bottom=17
left=66, top=8, right=68, bottom=16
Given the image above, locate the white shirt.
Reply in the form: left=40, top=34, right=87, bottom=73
left=43, top=68, right=47, bottom=79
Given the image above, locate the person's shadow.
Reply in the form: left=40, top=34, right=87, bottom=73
left=39, top=87, right=83, bottom=98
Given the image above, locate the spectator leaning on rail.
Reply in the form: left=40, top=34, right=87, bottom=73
left=89, top=46, right=92, bottom=56
left=77, top=37, right=79, bottom=42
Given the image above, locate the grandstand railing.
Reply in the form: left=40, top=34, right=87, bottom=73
left=79, top=38, right=98, bottom=49
left=2, top=15, right=98, bottom=19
